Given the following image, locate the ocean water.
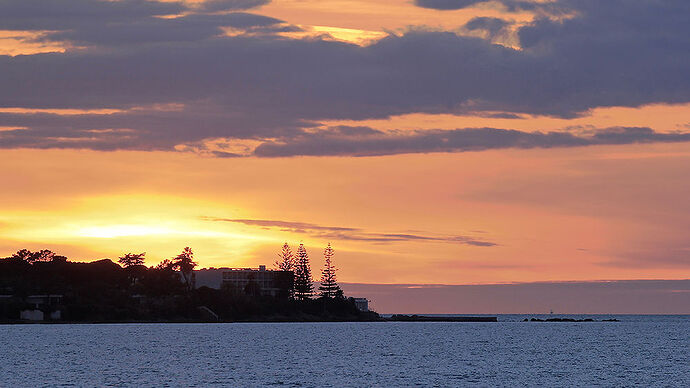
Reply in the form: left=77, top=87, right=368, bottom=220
left=1, top=315, right=688, bottom=387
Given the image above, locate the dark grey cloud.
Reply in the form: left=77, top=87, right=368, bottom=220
left=199, top=0, right=270, bottom=12
left=0, top=0, right=688, bottom=155
left=414, top=0, right=564, bottom=13
left=38, top=13, right=284, bottom=46
left=0, top=0, right=185, bottom=31
left=327, top=126, right=384, bottom=136
left=0, top=104, right=314, bottom=151
left=464, top=17, right=511, bottom=39
left=1, top=0, right=279, bottom=47
left=202, top=217, right=497, bottom=246
left=252, top=127, right=690, bottom=157
left=414, top=0, right=486, bottom=10
left=2, top=109, right=689, bottom=155
left=0, top=0, right=270, bottom=32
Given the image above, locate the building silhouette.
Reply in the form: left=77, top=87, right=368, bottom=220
left=194, top=266, right=293, bottom=297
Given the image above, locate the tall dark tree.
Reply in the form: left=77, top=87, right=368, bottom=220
left=118, top=252, right=146, bottom=285
left=172, top=247, right=197, bottom=292
left=118, top=252, right=146, bottom=268
left=319, top=243, right=341, bottom=298
left=274, top=242, right=296, bottom=299
left=294, top=243, right=313, bottom=300
left=274, top=242, right=295, bottom=271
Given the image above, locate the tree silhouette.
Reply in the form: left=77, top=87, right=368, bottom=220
left=274, top=242, right=296, bottom=299
left=31, top=250, right=56, bottom=263
left=0, top=247, right=375, bottom=322
left=274, top=242, right=295, bottom=271
left=294, top=243, right=313, bottom=300
left=319, top=243, right=341, bottom=298
left=11, top=249, right=56, bottom=264
left=141, top=258, right=182, bottom=296
left=11, top=249, right=33, bottom=262
left=118, top=252, right=146, bottom=286
left=118, top=252, right=146, bottom=268
left=172, top=247, right=197, bottom=292
left=155, top=259, right=174, bottom=270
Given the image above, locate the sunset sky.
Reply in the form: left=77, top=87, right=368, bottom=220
left=1, top=0, right=688, bottom=311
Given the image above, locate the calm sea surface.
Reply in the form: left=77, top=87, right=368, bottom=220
left=1, top=315, right=688, bottom=387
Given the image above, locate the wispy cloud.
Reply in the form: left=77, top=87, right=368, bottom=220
left=201, top=217, right=497, bottom=246
left=253, top=126, right=690, bottom=157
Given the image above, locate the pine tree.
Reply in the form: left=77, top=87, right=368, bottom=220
left=274, top=242, right=295, bottom=271
left=319, top=243, right=341, bottom=298
left=274, top=242, right=296, bottom=299
left=294, top=243, right=313, bottom=300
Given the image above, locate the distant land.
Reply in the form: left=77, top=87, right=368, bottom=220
left=0, top=252, right=378, bottom=323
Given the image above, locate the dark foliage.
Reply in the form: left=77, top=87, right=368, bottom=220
left=0, top=249, right=377, bottom=322
left=294, top=243, right=314, bottom=300
left=319, top=243, right=342, bottom=298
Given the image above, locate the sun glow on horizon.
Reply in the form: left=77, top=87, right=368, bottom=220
left=74, top=224, right=228, bottom=239
left=0, top=192, right=283, bottom=267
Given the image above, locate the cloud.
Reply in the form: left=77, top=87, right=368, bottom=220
left=202, top=217, right=497, bottom=246
left=0, top=0, right=688, bottom=155
left=0, top=102, right=314, bottom=151
left=198, top=0, right=271, bottom=12
left=2, top=110, right=688, bottom=155
left=464, top=17, right=511, bottom=39
left=0, top=0, right=271, bottom=32
left=252, top=127, right=690, bottom=157
left=414, top=0, right=486, bottom=10
left=413, top=0, right=560, bottom=12
left=0, top=0, right=280, bottom=47
left=37, top=13, right=284, bottom=46
left=204, top=218, right=358, bottom=232
left=0, top=0, right=185, bottom=31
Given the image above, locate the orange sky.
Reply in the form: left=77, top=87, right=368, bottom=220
left=0, top=0, right=689, bottom=287
left=1, top=141, right=688, bottom=284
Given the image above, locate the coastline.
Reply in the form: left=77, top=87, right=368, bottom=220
left=0, top=314, right=502, bottom=324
